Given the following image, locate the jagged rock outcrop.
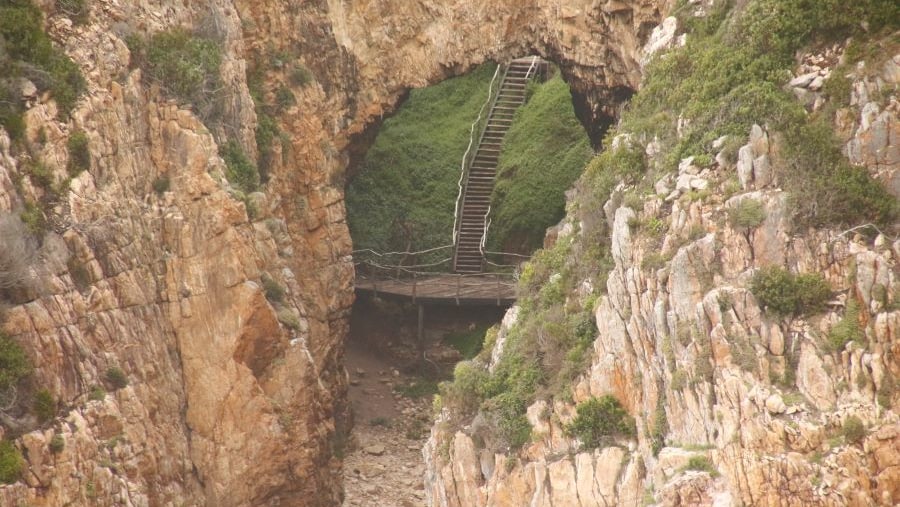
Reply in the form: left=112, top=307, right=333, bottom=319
left=424, top=18, right=900, bottom=507
left=0, top=0, right=667, bottom=505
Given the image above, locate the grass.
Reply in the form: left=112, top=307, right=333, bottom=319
left=488, top=72, right=593, bottom=254
left=346, top=64, right=497, bottom=263
left=443, top=325, right=490, bottom=359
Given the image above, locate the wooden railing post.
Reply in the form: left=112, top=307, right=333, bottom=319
left=412, top=272, right=417, bottom=304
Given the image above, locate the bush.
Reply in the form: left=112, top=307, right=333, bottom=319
left=0, top=0, right=86, bottom=120
left=20, top=201, right=47, bottom=235
left=728, top=199, right=767, bottom=229
left=685, top=455, right=717, bottom=475
left=827, top=300, right=865, bottom=352
left=152, top=175, right=170, bottom=194
left=841, top=416, right=866, bottom=444
left=289, top=64, right=314, bottom=86
left=129, top=28, right=222, bottom=118
left=0, top=440, right=22, bottom=484
left=49, top=433, right=65, bottom=453
left=105, top=366, right=128, bottom=389
left=0, top=332, right=31, bottom=392
left=33, top=388, right=56, bottom=422
left=220, top=141, right=260, bottom=193
left=566, top=395, right=635, bottom=449
left=274, top=86, right=295, bottom=110
left=88, top=385, right=106, bottom=401
left=66, top=131, right=91, bottom=176
left=750, top=266, right=830, bottom=317
left=261, top=273, right=285, bottom=303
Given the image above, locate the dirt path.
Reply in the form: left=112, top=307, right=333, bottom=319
left=341, top=339, right=433, bottom=507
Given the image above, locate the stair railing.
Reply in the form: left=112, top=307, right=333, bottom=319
left=478, top=57, right=544, bottom=268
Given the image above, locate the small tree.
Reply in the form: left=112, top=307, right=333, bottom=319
left=566, top=395, right=635, bottom=449
left=0, top=440, right=22, bottom=484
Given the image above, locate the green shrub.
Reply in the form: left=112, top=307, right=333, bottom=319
left=642, top=253, right=667, bottom=271
left=105, top=366, right=128, bottom=389
left=841, top=416, right=866, bottom=444
left=289, top=64, right=314, bottom=86
left=129, top=28, right=222, bottom=117
left=685, top=455, right=717, bottom=475
left=220, top=141, right=260, bottom=193
left=33, top=388, right=56, bottom=422
left=88, top=384, right=106, bottom=401
left=827, top=299, right=865, bottom=352
left=0, top=0, right=85, bottom=120
left=750, top=266, right=830, bottom=317
left=728, top=199, right=766, bottom=229
left=651, top=394, right=668, bottom=456
left=368, top=417, right=391, bottom=427
left=260, top=273, right=285, bottom=303
left=0, top=440, right=22, bottom=484
left=0, top=332, right=31, bottom=392
left=21, top=201, right=47, bottom=235
left=66, top=131, right=91, bottom=176
left=274, top=86, right=295, bottom=110
left=152, top=175, right=170, bottom=194
left=276, top=308, right=301, bottom=330
left=566, top=395, right=635, bottom=449
left=49, top=433, right=65, bottom=453
left=255, top=110, right=280, bottom=183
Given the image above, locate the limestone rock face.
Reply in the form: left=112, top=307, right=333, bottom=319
left=0, top=0, right=668, bottom=505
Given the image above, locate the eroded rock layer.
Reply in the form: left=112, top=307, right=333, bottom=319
left=0, top=0, right=665, bottom=505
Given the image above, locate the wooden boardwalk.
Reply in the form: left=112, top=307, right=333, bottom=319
left=355, top=274, right=516, bottom=306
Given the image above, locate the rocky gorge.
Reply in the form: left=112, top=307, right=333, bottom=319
left=0, top=1, right=897, bottom=506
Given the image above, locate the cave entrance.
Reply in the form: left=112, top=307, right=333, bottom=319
left=339, top=56, right=621, bottom=504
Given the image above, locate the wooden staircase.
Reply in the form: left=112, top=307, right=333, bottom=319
left=453, top=57, right=543, bottom=274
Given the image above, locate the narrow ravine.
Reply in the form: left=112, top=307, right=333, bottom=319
left=340, top=298, right=505, bottom=506
left=341, top=338, right=433, bottom=507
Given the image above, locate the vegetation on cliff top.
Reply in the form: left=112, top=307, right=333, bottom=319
left=0, top=0, right=86, bottom=139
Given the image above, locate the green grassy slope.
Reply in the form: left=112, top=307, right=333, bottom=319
left=487, top=73, right=592, bottom=254
left=345, top=64, right=497, bottom=263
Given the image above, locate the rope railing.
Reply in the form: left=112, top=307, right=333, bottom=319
left=452, top=64, right=503, bottom=247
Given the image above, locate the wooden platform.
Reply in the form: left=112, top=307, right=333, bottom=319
left=355, top=274, right=517, bottom=306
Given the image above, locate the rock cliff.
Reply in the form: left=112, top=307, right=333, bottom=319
left=0, top=0, right=666, bottom=505
left=424, top=8, right=900, bottom=507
